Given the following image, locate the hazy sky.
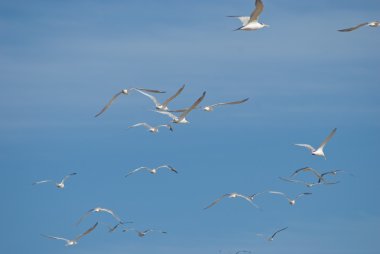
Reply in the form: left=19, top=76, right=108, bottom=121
left=1, top=1, right=379, bottom=253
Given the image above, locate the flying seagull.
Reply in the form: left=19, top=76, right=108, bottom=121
left=169, top=98, right=249, bottom=113
left=125, top=165, right=178, bottom=177
left=268, top=191, right=312, bottom=206
left=204, top=192, right=264, bottom=209
left=95, top=88, right=165, bottom=117
left=33, top=172, right=77, bottom=189
left=154, top=91, right=206, bottom=124
left=295, top=128, right=337, bottom=160
left=76, top=207, right=123, bottom=225
left=123, top=228, right=167, bottom=237
left=228, top=0, right=269, bottom=31
left=268, top=227, right=288, bottom=241
left=128, top=122, right=173, bottom=133
left=41, top=222, right=98, bottom=246
left=338, top=21, right=380, bottom=32
left=136, top=83, right=186, bottom=111
left=279, top=177, right=339, bottom=188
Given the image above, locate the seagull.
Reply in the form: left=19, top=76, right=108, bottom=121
left=33, top=172, right=77, bottom=189
left=228, top=0, right=269, bottom=31
left=319, top=169, right=352, bottom=182
left=95, top=88, right=165, bottom=117
left=154, top=91, right=206, bottom=124
left=76, top=207, right=123, bottom=225
left=169, top=98, right=249, bottom=113
left=136, top=83, right=186, bottom=111
left=267, top=227, right=288, bottom=241
left=128, top=122, right=173, bottom=133
left=41, top=222, right=98, bottom=246
left=125, top=165, right=178, bottom=177
left=279, top=177, right=339, bottom=188
left=268, top=191, right=312, bottom=206
left=295, top=128, right=337, bottom=160
left=338, top=21, right=380, bottom=32
left=204, top=192, right=264, bottom=209
left=123, top=228, right=167, bottom=237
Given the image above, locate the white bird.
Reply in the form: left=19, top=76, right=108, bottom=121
left=123, top=228, right=167, bottom=237
left=228, top=0, right=269, bottom=31
left=33, top=172, right=77, bottom=189
left=155, top=91, right=206, bottom=124
left=128, top=122, right=173, bottom=133
left=338, top=21, right=380, bottom=32
left=279, top=177, right=339, bottom=188
left=267, top=227, right=288, bottom=241
left=125, top=165, right=178, bottom=177
left=76, top=207, right=123, bottom=225
left=268, top=191, right=312, bottom=206
left=295, top=128, right=337, bottom=160
left=169, top=98, right=249, bottom=113
left=136, top=83, right=186, bottom=111
left=41, top=222, right=98, bottom=246
left=95, top=88, right=165, bottom=117
left=204, top=192, right=264, bottom=209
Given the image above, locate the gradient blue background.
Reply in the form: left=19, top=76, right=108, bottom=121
left=1, top=0, right=379, bottom=253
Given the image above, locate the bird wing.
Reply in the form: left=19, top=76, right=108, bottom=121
left=249, top=0, right=264, bottom=22
left=135, top=88, right=166, bottom=93
left=75, top=222, right=98, bottom=241
left=33, top=180, right=53, bottom=185
left=294, top=144, right=315, bottom=152
left=154, top=110, right=178, bottom=121
left=161, top=83, right=186, bottom=108
left=167, top=108, right=189, bottom=113
left=76, top=208, right=95, bottom=225
left=177, top=91, right=206, bottom=121
left=204, top=194, right=230, bottom=209
left=227, top=16, right=250, bottom=26
left=338, top=22, right=369, bottom=32
left=129, top=122, right=152, bottom=130
left=156, top=124, right=173, bottom=131
left=95, top=91, right=123, bottom=117
left=207, top=98, right=249, bottom=110
left=279, top=176, right=306, bottom=184
left=125, top=167, right=150, bottom=177
left=235, top=194, right=259, bottom=208
left=41, top=234, right=70, bottom=243
left=61, top=172, right=77, bottom=184
left=156, top=165, right=178, bottom=173
left=317, top=128, right=337, bottom=150
left=136, top=89, right=161, bottom=107
left=271, top=227, right=288, bottom=239
left=100, top=208, right=122, bottom=222
left=295, top=192, right=312, bottom=200
left=268, top=191, right=290, bottom=201
left=290, top=167, right=312, bottom=177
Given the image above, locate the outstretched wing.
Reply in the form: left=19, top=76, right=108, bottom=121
left=249, top=0, right=264, bottom=22
left=207, top=98, right=249, bottom=110
left=156, top=165, right=178, bottom=173
left=76, top=208, right=96, bottom=225
left=75, top=222, right=98, bottom=241
left=161, top=84, right=186, bottom=108
left=135, top=88, right=166, bottom=93
left=129, top=123, right=152, bottom=130
left=177, top=91, right=206, bottom=121
left=154, top=110, right=178, bottom=121
left=204, top=194, right=230, bottom=209
left=136, top=89, right=161, bottom=108
left=125, top=167, right=150, bottom=177
left=338, top=22, right=369, bottom=32
left=41, top=234, right=70, bottom=243
left=156, top=124, right=173, bottom=132
left=95, top=91, right=123, bottom=117
left=227, top=16, right=250, bottom=26
left=271, top=226, right=288, bottom=239
left=295, top=192, right=312, bottom=200
left=61, top=172, right=77, bottom=184
left=294, top=144, right=315, bottom=152
left=317, top=128, right=337, bottom=150
left=33, top=180, right=53, bottom=185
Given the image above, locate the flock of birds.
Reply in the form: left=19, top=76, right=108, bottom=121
left=31, top=0, right=373, bottom=252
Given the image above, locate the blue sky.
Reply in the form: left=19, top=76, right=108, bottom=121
left=1, top=0, right=380, bottom=253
